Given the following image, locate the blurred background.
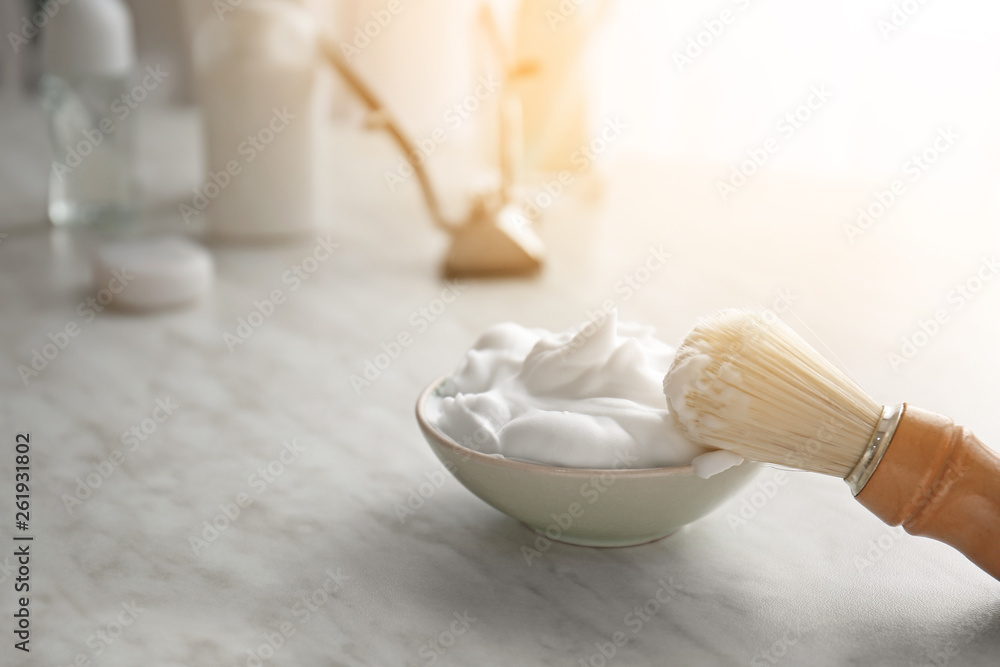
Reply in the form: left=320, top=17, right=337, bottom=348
left=3, top=0, right=1000, bottom=235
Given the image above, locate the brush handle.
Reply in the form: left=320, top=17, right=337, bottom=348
left=856, top=404, right=1000, bottom=580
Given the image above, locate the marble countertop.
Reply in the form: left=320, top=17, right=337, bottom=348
left=2, top=101, right=999, bottom=667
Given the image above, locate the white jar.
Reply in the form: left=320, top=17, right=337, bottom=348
left=191, top=1, right=332, bottom=240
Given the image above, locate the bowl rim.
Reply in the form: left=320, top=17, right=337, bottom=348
left=416, top=375, right=702, bottom=479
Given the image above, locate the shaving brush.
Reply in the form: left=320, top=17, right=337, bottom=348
left=663, top=309, right=1000, bottom=580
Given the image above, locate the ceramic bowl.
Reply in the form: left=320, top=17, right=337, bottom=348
left=415, top=376, right=762, bottom=547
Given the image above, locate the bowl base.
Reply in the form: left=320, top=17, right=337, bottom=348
left=524, top=524, right=679, bottom=548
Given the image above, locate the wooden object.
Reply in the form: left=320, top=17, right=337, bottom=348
left=857, top=405, right=1000, bottom=580
left=320, top=33, right=545, bottom=279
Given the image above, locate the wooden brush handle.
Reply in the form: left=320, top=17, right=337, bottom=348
left=856, top=404, right=1000, bottom=580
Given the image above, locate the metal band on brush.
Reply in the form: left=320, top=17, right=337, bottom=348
left=846, top=403, right=905, bottom=496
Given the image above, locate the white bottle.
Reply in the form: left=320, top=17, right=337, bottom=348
left=191, top=1, right=332, bottom=240
left=41, top=0, right=137, bottom=228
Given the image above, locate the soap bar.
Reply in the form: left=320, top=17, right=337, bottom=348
left=94, top=237, right=214, bottom=310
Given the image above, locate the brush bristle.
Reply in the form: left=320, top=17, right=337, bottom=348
left=663, top=309, right=882, bottom=477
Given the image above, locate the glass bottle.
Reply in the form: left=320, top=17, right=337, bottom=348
left=41, top=0, right=137, bottom=228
